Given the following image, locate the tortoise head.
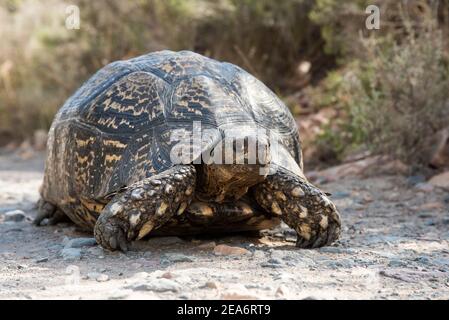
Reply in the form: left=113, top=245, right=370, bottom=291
left=196, top=132, right=271, bottom=202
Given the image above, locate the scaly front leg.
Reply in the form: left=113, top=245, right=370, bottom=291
left=94, top=165, right=196, bottom=251
left=254, top=167, right=341, bottom=248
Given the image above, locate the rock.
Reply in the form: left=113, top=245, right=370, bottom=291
left=96, top=274, right=109, bottom=282
left=161, top=253, right=194, bottom=265
left=319, top=247, right=357, bottom=254
left=379, top=270, right=416, bottom=283
left=61, top=248, right=81, bottom=261
left=413, top=202, right=444, bottom=211
left=432, top=257, right=449, bottom=269
left=245, top=283, right=273, bottom=291
left=261, top=262, right=283, bottom=269
left=213, top=244, right=250, bottom=256
left=87, top=272, right=108, bottom=282
left=161, top=271, right=174, bottom=279
left=174, top=275, right=191, bottom=284
left=87, top=272, right=101, bottom=280
left=311, top=156, right=408, bottom=182
left=324, top=258, right=355, bottom=269
left=132, top=272, right=150, bottom=279
left=4, top=210, right=26, bottom=222
left=415, top=183, right=435, bottom=193
left=429, top=172, right=449, bottom=190
left=267, top=258, right=283, bottom=264
left=418, top=213, right=433, bottom=219
left=131, top=278, right=181, bottom=293
left=388, top=259, right=406, bottom=268
left=407, top=175, right=426, bottom=186
left=414, top=256, right=432, bottom=265
left=48, top=244, right=63, bottom=251
left=131, top=263, right=142, bottom=269
left=361, top=194, right=374, bottom=204
left=202, top=281, right=219, bottom=289
left=65, top=237, right=97, bottom=248
left=87, top=246, right=105, bottom=256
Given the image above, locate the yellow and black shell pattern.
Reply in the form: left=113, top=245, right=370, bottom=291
left=41, top=50, right=302, bottom=227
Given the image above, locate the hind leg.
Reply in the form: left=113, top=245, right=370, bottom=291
left=94, top=165, right=196, bottom=251
left=34, top=198, right=69, bottom=226
left=254, top=166, right=341, bottom=248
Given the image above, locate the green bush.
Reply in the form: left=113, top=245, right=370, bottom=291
left=315, top=17, right=449, bottom=167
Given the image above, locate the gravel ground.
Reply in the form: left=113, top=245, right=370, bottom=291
left=0, top=149, right=448, bottom=300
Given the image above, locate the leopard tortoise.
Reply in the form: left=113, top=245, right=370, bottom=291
left=35, top=50, right=341, bottom=251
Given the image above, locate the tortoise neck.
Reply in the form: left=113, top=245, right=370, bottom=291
left=195, top=163, right=266, bottom=203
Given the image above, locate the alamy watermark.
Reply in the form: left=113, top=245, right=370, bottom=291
left=63, top=4, right=382, bottom=31
left=168, top=121, right=278, bottom=175
left=366, top=5, right=381, bottom=30
left=65, top=5, right=80, bottom=30
left=65, top=265, right=81, bottom=286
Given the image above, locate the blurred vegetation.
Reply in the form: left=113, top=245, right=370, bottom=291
left=0, top=0, right=330, bottom=141
left=308, top=0, right=449, bottom=168
left=0, top=0, right=448, bottom=169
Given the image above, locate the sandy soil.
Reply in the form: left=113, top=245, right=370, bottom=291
left=0, top=149, right=448, bottom=300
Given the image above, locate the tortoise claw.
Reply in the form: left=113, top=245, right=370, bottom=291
left=108, top=230, right=128, bottom=252
left=94, top=216, right=129, bottom=252
left=293, top=190, right=341, bottom=249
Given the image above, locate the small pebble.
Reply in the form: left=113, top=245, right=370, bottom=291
left=131, top=278, right=181, bottom=293
left=161, top=253, right=194, bottom=264
left=4, top=210, right=26, bottom=222
left=61, top=248, right=81, bottom=261
left=213, top=244, right=250, bottom=256
left=202, top=281, right=218, bottom=289
left=96, top=274, right=109, bottom=282
left=64, top=238, right=97, bottom=249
